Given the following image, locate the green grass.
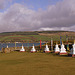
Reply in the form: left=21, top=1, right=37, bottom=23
left=0, top=52, right=75, bottom=75
left=0, top=35, right=67, bottom=42
left=28, top=35, right=51, bottom=41
left=0, top=35, right=31, bottom=41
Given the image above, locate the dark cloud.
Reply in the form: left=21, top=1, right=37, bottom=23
left=0, top=0, right=75, bottom=32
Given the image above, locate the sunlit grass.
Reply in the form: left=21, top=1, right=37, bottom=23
left=0, top=52, right=75, bottom=75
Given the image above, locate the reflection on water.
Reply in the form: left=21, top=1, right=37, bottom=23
left=0, top=43, right=45, bottom=50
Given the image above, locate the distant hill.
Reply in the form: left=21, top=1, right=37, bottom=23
left=0, top=31, right=73, bottom=36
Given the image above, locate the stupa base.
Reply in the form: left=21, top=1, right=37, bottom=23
left=54, top=51, right=60, bottom=53
left=44, top=51, right=51, bottom=53
left=68, top=54, right=75, bottom=57
left=20, top=51, right=25, bottom=52
left=59, top=52, right=67, bottom=55
left=30, top=51, right=36, bottom=53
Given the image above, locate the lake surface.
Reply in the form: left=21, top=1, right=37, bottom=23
left=0, top=43, right=45, bottom=50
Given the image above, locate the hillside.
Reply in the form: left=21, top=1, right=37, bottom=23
left=0, top=31, right=75, bottom=42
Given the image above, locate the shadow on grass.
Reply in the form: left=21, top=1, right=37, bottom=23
left=54, top=53, right=75, bottom=58
left=45, top=52, right=74, bottom=58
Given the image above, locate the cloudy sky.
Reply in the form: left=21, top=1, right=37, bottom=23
left=0, top=0, right=75, bottom=32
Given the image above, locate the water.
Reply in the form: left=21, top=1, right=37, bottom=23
left=0, top=43, right=45, bottom=50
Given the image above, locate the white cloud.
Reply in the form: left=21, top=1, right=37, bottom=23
left=0, top=0, right=75, bottom=32
left=39, top=26, right=75, bottom=31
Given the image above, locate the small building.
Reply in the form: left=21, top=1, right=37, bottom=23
left=30, top=44, right=36, bottom=53
left=20, top=45, right=25, bottom=52
left=54, top=42, right=60, bottom=53
left=59, top=42, right=67, bottom=55
left=68, top=40, right=75, bottom=57
left=2, top=47, right=11, bottom=53
left=44, top=44, right=50, bottom=53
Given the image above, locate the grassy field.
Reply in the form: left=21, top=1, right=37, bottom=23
left=0, top=52, right=75, bottom=75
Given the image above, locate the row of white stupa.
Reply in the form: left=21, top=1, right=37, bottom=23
left=19, top=44, right=50, bottom=53
left=6, top=41, right=75, bottom=57
left=55, top=41, right=75, bottom=57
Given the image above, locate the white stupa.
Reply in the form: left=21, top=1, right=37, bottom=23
left=20, top=44, right=25, bottom=52
left=31, top=44, right=36, bottom=53
left=54, top=42, right=60, bottom=53
left=68, top=40, right=75, bottom=57
left=7, top=45, right=8, bottom=48
left=59, top=42, right=67, bottom=55
left=44, top=44, right=50, bottom=53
